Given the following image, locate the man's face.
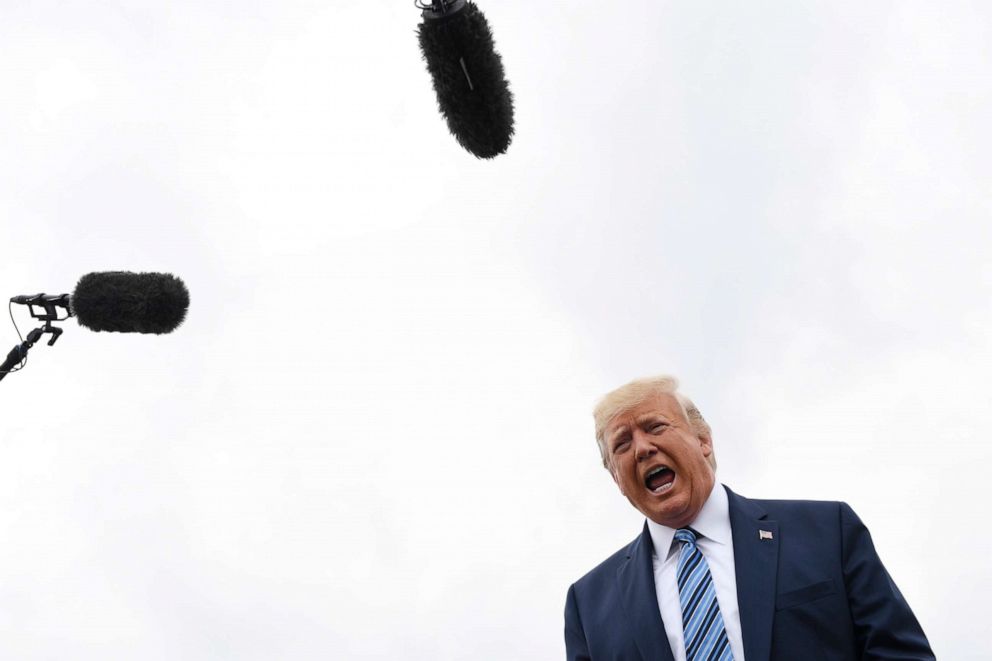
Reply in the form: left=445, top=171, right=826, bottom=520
left=604, top=392, right=715, bottom=529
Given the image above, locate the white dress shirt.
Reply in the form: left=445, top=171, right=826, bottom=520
left=646, top=482, right=746, bottom=661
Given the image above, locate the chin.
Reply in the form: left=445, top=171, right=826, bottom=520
left=643, top=495, right=689, bottom=526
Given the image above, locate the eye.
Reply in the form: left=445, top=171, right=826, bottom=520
left=612, top=439, right=631, bottom=454
left=650, top=422, right=668, bottom=433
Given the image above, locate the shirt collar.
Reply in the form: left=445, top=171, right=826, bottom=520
left=647, top=481, right=731, bottom=560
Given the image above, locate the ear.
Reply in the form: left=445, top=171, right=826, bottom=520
left=696, top=428, right=714, bottom=458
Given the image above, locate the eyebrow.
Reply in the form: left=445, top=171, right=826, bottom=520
left=608, top=425, right=630, bottom=444
left=608, top=410, right=675, bottom=441
left=610, top=414, right=670, bottom=440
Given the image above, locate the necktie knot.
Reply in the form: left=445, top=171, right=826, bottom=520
left=674, top=528, right=698, bottom=547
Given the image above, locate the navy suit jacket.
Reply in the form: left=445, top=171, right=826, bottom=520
left=565, top=486, right=934, bottom=660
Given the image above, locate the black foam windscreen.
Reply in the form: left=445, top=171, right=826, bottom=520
left=72, top=271, right=190, bottom=334
left=418, top=1, right=514, bottom=159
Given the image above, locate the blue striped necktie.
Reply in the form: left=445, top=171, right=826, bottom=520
left=674, top=528, right=734, bottom=661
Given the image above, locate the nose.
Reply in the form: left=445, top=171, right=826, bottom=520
left=632, top=430, right=657, bottom=463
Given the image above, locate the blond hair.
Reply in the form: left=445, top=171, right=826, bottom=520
left=593, top=375, right=714, bottom=470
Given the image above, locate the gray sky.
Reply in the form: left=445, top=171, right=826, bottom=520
left=1, top=1, right=989, bottom=658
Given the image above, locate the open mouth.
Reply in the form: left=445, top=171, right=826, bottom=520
left=644, top=466, right=676, bottom=494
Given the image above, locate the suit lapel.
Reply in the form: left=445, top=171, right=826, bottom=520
left=616, top=523, right=675, bottom=661
left=726, top=486, right=778, bottom=661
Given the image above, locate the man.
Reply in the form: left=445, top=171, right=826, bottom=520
left=565, top=375, right=934, bottom=661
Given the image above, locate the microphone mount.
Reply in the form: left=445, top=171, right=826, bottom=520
left=415, top=0, right=466, bottom=20
left=11, top=293, right=73, bottom=322
left=1, top=293, right=73, bottom=383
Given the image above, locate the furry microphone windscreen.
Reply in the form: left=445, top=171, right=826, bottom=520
left=72, top=272, right=190, bottom=334
left=418, top=1, right=514, bottom=159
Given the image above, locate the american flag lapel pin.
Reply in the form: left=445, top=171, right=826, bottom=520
left=759, top=530, right=773, bottom=541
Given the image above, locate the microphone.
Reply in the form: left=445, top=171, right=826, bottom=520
left=71, top=271, right=189, bottom=334
left=417, top=0, right=514, bottom=159
left=2, top=272, right=189, bottom=383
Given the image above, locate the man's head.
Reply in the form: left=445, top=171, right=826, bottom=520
left=593, top=375, right=716, bottom=529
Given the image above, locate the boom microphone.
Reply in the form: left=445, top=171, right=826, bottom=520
left=72, top=271, right=189, bottom=334
left=2, top=272, right=189, bottom=384
left=417, top=0, right=514, bottom=159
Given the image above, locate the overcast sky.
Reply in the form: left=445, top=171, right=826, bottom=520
left=1, top=1, right=990, bottom=658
